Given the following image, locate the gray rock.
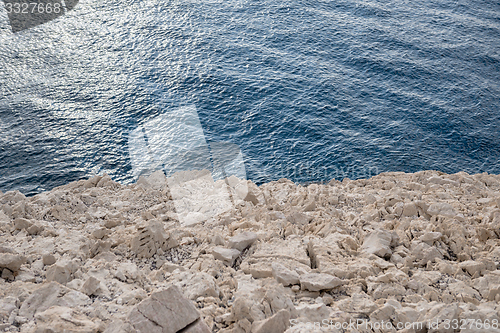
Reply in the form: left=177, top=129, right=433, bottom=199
left=15, top=270, right=35, bottom=283
left=1, top=268, right=14, bottom=281
left=295, top=303, right=330, bottom=323
left=0, top=246, right=15, bottom=254
left=181, top=319, right=211, bottom=333
left=14, top=218, right=32, bottom=230
left=0, top=253, right=25, bottom=273
left=115, top=262, right=140, bottom=282
left=410, top=241, right=443, bottom=266
left=335, top=293, right=377, bottom=315
left=241, top=238, right=311, bottom=279
left=303, top=201, right=316, bottom=212
left=244, top=189, right=259, bottom=206
left=361, top=229, right=393, bottom=258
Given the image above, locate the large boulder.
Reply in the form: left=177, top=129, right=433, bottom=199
left=19, top=282, right=82, bottom=319
left=241, top=238, right=311, bottom=279
left=126, top=285, right=210, bottom=333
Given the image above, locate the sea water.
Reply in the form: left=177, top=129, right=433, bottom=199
left=0, top=0, right=499, bottom=195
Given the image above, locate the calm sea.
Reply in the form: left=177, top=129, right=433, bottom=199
left=0, top=0, right=499, bottom=195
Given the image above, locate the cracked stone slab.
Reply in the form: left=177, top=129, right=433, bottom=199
left=127, top=285, right=208, bottom=333
left=241, top=237, right=311, bottom=278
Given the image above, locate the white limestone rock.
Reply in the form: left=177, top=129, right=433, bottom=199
left=306, top=233, right=358, bottom=276
left=80, top=276, right=101, bottom=296
left=410, top=241, right=443, bottom=266
left=418, top=232, right=443, bottom=244
left=42, top=253, right=56, bottom=266
left=335, top=293, right=378, bottom=315
left=33, top=306, right=98, bottom=333
left=427, top=202, right=458, bottom=218
left=131, top=220, right=178, bottom=259
left=228, top=231, right=258, bottom=251
left=419, top=303, right=460, bottom=333
left=0, top=253, right=25, bottom=273
left=448, top=280, right=481, bottom=302
left=369, top=303, right=397, bottom=329
left=402, top=202, right=418, bottom=217
left=212, top=247, right=241, bottom=266
left=127, top=285, right=209, bottom=333
left=294, top=303, right=330, bottom=324
left=473, top=271, right=500, bottom=299
left=46, top=263, right=72, bottom=284
left=243, top=188, right=260, bottom=206
left=146, top=170, right=168, bottom=190
left=0, top=170, right=499, bottom=333
left=370, top=282, right=406, bottom=300
left=14, top=217, right=32, bottom=230
left=272, top=263, right=300, bottom=286
left=241, top=238, right=311, bottom=279
left=115, top=262, right=141, bottom=282
left=19, top=282, right=73, bottom=319
left=175, top=272, right=220, bottom=300
left=15, top=269, right=35, bottom=283
left=252, top=309, right=290, bottom=333
left=0, top=297, right=19, bottom=322
left=102, top=319, right=136, bottom=333
left=286, top=211, right=313, bottom=225
left=264, top=285, right=297, bottom=319
left=300, top=273, right=342, bottom=291
left=361, top=229, right=395, bottom=258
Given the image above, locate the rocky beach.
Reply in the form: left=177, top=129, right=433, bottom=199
left=1, top=170, right=500, bottom=333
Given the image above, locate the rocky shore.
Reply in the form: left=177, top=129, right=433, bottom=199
left=1, top=170, right=500, bottom=333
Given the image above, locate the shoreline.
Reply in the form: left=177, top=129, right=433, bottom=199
left=1, top=169, right=500, bottom=332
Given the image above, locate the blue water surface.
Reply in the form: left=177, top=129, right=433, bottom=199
left=0, top=0, right=499, bottom=195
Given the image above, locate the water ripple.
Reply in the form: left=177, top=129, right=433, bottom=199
left=0, top=0, right=499, bottom=195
